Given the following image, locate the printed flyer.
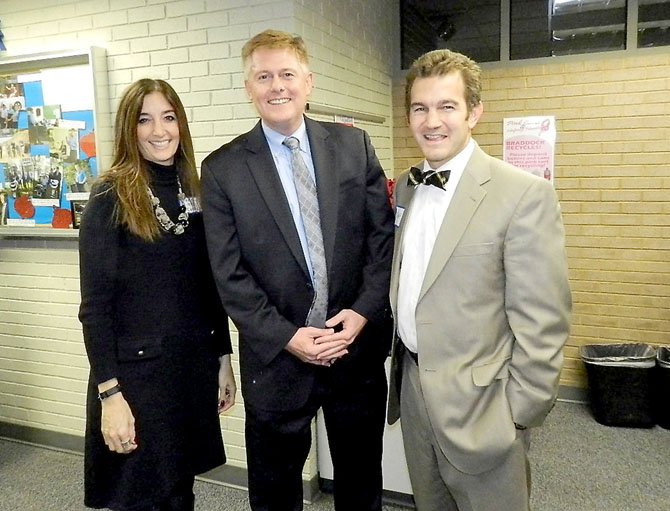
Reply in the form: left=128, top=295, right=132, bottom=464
left=502, top=116, right=556, bottom=183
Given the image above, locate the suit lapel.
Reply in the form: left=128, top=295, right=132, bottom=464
left=244, top=122, right=310, bottom=278
left=419, top=146, right=490, bottom=301
left=305, top=118, right=338, bottom=271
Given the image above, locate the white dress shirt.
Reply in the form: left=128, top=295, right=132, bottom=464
left=397, top=139, right=475, bottom=353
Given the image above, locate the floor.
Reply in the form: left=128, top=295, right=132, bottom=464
left=0, top=400, right=668, bottom=510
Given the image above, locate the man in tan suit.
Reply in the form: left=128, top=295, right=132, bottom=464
left=387, top=49, right=572, bottom=511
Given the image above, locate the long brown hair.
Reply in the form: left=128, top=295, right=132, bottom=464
left=99, top=78, right=198, bottom=241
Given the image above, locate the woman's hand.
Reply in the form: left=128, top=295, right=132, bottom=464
left=98, top=379, right=137, bottom=454
left=217, top=355, right=237, bottom=414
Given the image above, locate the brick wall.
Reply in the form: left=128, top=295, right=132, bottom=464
left=294, top=0, right=396, bottom=170
left=0, top=0, right=396, bottom=481
left=392, top=49, right=670, bottom=388
left=0, top=242, right=86, bottom=435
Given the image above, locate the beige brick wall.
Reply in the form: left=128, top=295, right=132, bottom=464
left=0, top=0, right=396, bottom=481
left=294, top=0, right=396, bottom=172
left=392, top=49, right=670, bottom=389
left=0, top=244, right=86, bottom=435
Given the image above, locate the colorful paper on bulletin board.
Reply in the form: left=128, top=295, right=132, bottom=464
left=60, top=110, right=96, bottom=207
left=502, top=116, right=556, bottom=183
left=1, top=70, right=97, bottom=226
left=23, top=81, right=45, bottom=107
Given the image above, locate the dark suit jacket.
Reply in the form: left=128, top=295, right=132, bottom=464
left=201, top=117, right=394, bottom=411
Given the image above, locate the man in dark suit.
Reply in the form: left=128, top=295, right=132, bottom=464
left=201, top=29, right=394, bottom=511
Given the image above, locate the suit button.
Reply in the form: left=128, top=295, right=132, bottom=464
left=306, top=282, right=313, bottom=290
left=137, top=349, right=145, bottom=357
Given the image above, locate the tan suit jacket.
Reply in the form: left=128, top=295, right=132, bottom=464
left=387, top=144, right=571, bottom=475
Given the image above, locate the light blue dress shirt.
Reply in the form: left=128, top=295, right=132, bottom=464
left=261, top=120, right=318, bottom=282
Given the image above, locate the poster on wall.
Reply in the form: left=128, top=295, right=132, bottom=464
left=0, top=66, right=97, bottom=228
left=502, top=116, right=556, bottom=183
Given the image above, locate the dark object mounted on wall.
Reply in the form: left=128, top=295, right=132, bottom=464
left=70, top=199, right=87, bottom=229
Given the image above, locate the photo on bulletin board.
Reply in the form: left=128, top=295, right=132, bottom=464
left=70, top=198, right=87, bottom=229
left=0, top=66, right=98, bottom=227
left=0, top=189, right=8, bottom=225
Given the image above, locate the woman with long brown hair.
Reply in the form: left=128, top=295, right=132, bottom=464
left=78, top=78, right=236, bottom=511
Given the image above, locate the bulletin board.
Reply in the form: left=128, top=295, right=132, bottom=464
left=0, top=48, right=109, bottom=229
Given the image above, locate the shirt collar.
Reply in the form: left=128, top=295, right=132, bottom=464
left=261, top=119, right=309, bottom=154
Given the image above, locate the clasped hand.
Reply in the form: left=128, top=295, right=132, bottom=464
left=286, top=309, right=367, bottom=366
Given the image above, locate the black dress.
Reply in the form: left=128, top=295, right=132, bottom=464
left=78, top=161, right=231, bottom=510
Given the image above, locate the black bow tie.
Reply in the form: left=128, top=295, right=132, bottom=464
left=408, top=166, right=451, bottom=190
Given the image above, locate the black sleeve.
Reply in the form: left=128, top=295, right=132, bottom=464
left=206, top=259, right=234, bottom=357
left=78, top=183, right=121, bottom=384
left=349, top=129, right=395, bottom=325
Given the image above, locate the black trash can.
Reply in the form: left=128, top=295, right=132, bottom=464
left=655, top=346, right=670, bottom=430
left=580, top=343, right=657, bottom=428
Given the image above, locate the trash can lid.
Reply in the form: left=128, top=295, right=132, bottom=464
left=580, top=343, right=657, bottom=367
left=658, top=346, right=670, bottom=368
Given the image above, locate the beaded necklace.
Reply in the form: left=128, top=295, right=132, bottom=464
left=147, top=177, right=189, bottom=235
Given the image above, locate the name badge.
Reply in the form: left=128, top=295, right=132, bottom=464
left=394, top=206, right=405, bottom=228
left=183, top=197, right=201, bottom=214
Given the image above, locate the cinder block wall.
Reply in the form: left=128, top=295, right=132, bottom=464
left=0, top=0, right=396, bottom=483
left=0, top=242, right=86, bottom=432
left=392, top=50, right=670, bottom=389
